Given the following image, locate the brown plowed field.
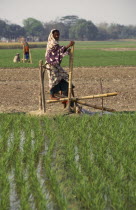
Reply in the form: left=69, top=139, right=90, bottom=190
left=0, top=67, right=135, bottom=113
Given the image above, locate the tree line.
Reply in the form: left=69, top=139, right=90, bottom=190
left=1, top=15, right=136, bottom=41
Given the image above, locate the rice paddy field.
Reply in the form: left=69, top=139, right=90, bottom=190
left=0, top=40, right=136, bottom=209
left=0, top=113, right=136, bottom=209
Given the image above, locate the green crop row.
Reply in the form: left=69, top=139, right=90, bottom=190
left=0, top=42, right=46, bottom=49
left=0, top=47, right=136, bottom=68
left=1, top=40, right=136, bottom=50
left=61, top=40, right=136, bottom=49
left=0, top=113, right=135, bottom=209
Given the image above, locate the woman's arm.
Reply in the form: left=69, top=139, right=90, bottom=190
left=65, top=41, right=75, bottom=50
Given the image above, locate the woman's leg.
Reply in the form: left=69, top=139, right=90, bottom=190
left=50, top=83, right=60, bottom=100
left=60, top=79, right=75, bottom=108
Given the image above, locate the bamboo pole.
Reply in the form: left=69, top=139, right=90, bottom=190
left=39, top=91, right=42, bottom=111
left=29, top=49, right=32, bottom=64
left=68, top=45, right=74, bottom=112
left=39, top=60, right=43, bottom=110
left=42, top=68, right=46, bottom=112
left=76, top=100, right=116, bottom=112
left=46, top=92, right=118, bottom=103
left=39, top=60, right=46, bottom=112
left=100, top=78, right=104, bottom=114
left=23, top=45, right=24, bottom=63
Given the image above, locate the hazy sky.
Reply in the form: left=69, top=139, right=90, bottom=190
left=0, top=0, right=136, bottom=26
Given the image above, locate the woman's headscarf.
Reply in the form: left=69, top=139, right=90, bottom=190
left=45, top=29, right=59, bottom=56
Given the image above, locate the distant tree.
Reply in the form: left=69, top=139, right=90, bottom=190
left=2, top=16, right=136, bottom=41
left=59, top=15, right=79, bottom=26
left=7, top=24, right=25, bottom=39
left=0, top=19, right=25, bottom=40
left=0, top=20, right=6, bottom=38
left=96, top=23, right=110, bottom=40
left=121, top=25, right=136, bottom=39
left=43, top=16, right=79, bottom=41
left=105, top=23, right=136, bottom=39
left=107, top=24, right=124, bottom=39
left=96, top=28, right=109, bottom=40
left=69, top=19, right=98, bottom=40
left=97, top=22, right=109, bottom=31
left=23, top=17, right=44, bottom=40
left=44, top=21, right=69, bottom=40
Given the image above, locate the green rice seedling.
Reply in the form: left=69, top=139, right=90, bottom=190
left=80, top=113, right=136, bottom=209
left=8, top=169, right=20, bottom=210
left=27, top=160, right=47, bottom=209
left=47, top=116, right=101, bottom=209
left=12, top=117, right=31, bottom=207
left=14, top=162, right=31, bottom=209
left=20, top=116, right=48, bottom=208
left=41, top=118, right=68, bottom=209
left=6, top=119, right=22, bottom=169
left=31, top=121, right=46, bottom=165
left=50, top=113, right=136, bottom=209
left=20, top=118, right=34, bottom=165
left=0, top=114, right=31, bottom=209
left=0, top=159, right=10, bottom=209
left=0, top=115, right=13, bottom=155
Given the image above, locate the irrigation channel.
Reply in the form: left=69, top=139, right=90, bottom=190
left=0, top=113, right=136, bottom=209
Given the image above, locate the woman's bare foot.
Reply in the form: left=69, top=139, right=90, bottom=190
left=62, top=100, right=68, bottom=108
left=50, top=96, right=60, bottom=100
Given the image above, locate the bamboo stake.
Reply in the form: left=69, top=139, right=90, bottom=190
left=100, top=78, right=104, bottom=114
left=39, top=60, right=46, bottom=112
left=23, top=45, right=24, bottom=63
left=29, top=49, right=32, bottom=64
left=42, top=68, right=46, bottom=112
left=39, top=60, right=43, bottom=110
left=46, top=92, right=118, bottom=103
left=76, top=100, right=116, bottom=112
left=68, top=45, right=74, bottom=112
left=39, top=91, right=42, bottom=111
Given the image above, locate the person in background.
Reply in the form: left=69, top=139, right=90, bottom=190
left=23, top=40, right=30, bottom=62
left=45, top=29, right=75, bottom=104
left=13, top=53, right=20, bottom=63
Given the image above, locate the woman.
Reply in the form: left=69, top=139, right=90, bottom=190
left=45, top=29, right=75, bottom=101
left=23, top=40, right=30, bottom=61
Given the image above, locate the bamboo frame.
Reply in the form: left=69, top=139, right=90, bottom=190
left=39, top=60, right=46, bottom=113
left=46, top=92, right=118, bottom=103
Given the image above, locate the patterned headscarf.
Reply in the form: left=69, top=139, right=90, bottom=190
left=45, top=29, right=59, bottom=56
